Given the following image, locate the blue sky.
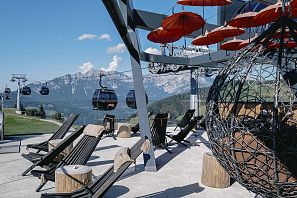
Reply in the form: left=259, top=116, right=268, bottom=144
left=0, top=0, right=218, bottom=90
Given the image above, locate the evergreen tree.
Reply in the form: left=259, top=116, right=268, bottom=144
left=52, top=112, right=63, bottom=121
left=38, top=104, right=46, bottom=119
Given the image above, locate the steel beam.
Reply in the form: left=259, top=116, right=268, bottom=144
left=141, top=50, right=235, bottom=67
left=118, top=0, right=157, bottom=172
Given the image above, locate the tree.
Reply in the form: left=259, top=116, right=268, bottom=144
left=38, top=105, right=46, bottom=119
left=52, top=112, right=63, bottom=121
left=26, top=108, right=38, bottom=117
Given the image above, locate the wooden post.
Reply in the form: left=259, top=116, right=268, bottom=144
left=201, top=152, right=230, bottom=188
left=55, top=165, right=92, bottom=193
left=117, top=123, right=131, bottom=138
left=48, top=139, right=73, bottom=162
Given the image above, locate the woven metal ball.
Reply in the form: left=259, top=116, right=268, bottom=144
left=206, top=36, right=297, bottom=197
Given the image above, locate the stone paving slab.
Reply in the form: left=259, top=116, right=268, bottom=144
left=0, top=127, right=255, bottom=198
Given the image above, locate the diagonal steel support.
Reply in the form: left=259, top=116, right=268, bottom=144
left=103, top=0, right=157, bottom=171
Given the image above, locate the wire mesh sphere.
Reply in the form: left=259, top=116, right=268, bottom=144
left=206, top=38, right=297, bottom=197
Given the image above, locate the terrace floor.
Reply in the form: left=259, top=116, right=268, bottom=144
left=0, top=127, right=255, bottom=198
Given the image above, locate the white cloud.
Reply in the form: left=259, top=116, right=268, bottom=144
left=99, top=34, right=111, bottom=41
left=78, top=34, right=97, bottom=41
left=144, top=47, right=162, bottom=55
left=79, top=62, right=94, bottom=74
left=107, top=43, right=126, bottom=54
left=101, top=55, right=122, bottom=71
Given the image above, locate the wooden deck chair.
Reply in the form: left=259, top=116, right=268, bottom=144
left=31, top=124, right=106, bottom=192
left=21, top=126, right=86, bottom=176
left=166, top=118, right=198, bottom=147
left=174, top=109, right=195, bottom=131
left=150, top=113, right=171, bottom=153
left=131, top=112, right=154, bottom=134
left=103, top=114, right=116, bottom=137
left=41, top=138, right=147, bottom=198
left=26, top=113, right=79, bottom=153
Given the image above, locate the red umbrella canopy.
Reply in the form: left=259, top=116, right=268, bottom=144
left=268, top=39, right=297, bottom=49
left=147, top=27, right=182, bottom=44
left=162, top=12, right=206, bottom=36
left=220, top=37, right=245, bottom=51
left=272, top=28, right=292, bottom=38
left=254, top=1, right=284, bottom=26
left=228, top=12, right=259, bottom=28
left=177, top=0, right=232, bottom=6
left=239, top=34, right=258, bottom=48
left=207, top=25, right=245, bottom=39
left=192, top=31, right=224, bottom=46
left=290, top=0, right=297, bottom=17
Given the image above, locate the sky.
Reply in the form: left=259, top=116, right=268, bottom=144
left=0, top=0, right=219, bottom=90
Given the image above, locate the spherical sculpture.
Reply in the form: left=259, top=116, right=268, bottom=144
left=206, top=17, right=297, bottom=197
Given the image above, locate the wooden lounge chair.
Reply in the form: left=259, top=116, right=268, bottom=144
left=31, top=124, right=106, bottom=192
left=21, top=126, right=86, bottom=176
left=174, top=109, right=195, bottom=131
left=131, top=112, right=154, bottom=134
left=41, top=138, right=146, bottom=198
left=103, top=114, right=116, bottom=137
left=151, top=113, right=171, bottom=153
left=25, top=113, right=79, bottom=153
left=166, top=118, right=198, bottom=147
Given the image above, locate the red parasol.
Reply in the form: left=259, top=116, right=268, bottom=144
left=290, top=0, right=297, bottom=18
left=268, top=39, right=297, bottom=49
left=239, top=34, right=258, bottom=48
left=162, top=12, right=205, bottom=36
left=177, top=0, right=232, bottom=6
left=147, top=27, right=182, bottom=43
left=220, top=37, right=245, bottom=51
left=192, top=31, right=224, bottom=46
left=228, top=12, right=259, bottom=28
left=254, top=0, right=284, bottom=26
left=207, top=25, right=245, bottom=39
left=272, top=28, right=292, bottom=38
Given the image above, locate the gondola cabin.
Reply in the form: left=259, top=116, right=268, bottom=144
left=126, top=90, right=148, bottom=109
left=40, top=86, right=49, bottom=95
left=92, top=89, right=118, bottom=110
left=21, top=86, right=31, bottom=95
left=4, top=88, right=11, bottom=94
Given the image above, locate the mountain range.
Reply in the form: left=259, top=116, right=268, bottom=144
left=7, top=69, right=213, bottom=124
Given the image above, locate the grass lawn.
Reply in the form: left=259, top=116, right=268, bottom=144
left=4, top=114, right=60, bottom=135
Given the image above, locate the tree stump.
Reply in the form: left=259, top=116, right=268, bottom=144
left=55, top=165, right=92, bottom=193
left=48, top=139, right=73, bottom=162
left=201, top=152, right=230, bottom=188
left=117, top=123, right=131, bottom=138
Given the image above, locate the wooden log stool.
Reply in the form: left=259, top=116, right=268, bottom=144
left=48, top=139, right=73, bottom=162
left=117, top=123, right=131, bottom=138
left=201, top=152, right=230, bottom=188
left=55, top=165, right=92, bottom=193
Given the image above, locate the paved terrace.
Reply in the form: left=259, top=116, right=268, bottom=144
left=0, top=127, right=255, bottom=198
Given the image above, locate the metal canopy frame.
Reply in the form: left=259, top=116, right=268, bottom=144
left=102, top=0, right=246, bottom=171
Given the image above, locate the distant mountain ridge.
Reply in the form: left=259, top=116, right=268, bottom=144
left=8, top=69, right=213, bottom=124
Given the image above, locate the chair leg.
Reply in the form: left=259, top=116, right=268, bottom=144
left=182, top=140, right=190, bottom=144
left=167, top=139, right=173, bottom=146
left=162, top=144, right=172, bottom=154
left=35, top=176, right=47, bottom=192
left=178, top=142, right=189, bottom=148
left=21, top=164, right=35, bottom=176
